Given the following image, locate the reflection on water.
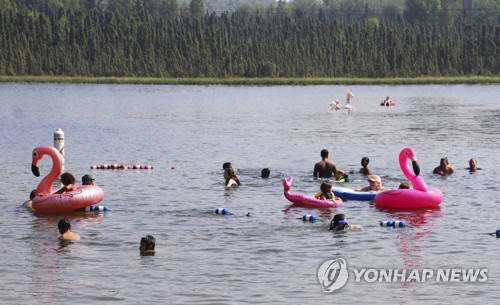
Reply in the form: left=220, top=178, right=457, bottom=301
left=1, top=83, right=499, bottom=304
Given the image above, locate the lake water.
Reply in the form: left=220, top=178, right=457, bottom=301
left=0, top=83, right=499, bottom=304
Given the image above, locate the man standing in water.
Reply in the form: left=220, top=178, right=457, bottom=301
left=313, top=149, right=337, bottom=178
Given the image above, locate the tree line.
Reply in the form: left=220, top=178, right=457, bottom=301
left=0, top=0, right=498, bottom=78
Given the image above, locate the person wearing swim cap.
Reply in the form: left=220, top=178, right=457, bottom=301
left=313, top=149, right=338, bottom=179
left=355, top=175, right=390, bottom=192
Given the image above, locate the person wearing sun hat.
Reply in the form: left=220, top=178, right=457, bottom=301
left=355, top=175, right=390, bottom=192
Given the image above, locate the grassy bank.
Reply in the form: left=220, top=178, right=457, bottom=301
left=0, top=75, right=499, bottom=85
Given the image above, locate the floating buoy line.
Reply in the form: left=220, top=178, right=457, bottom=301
left=90, top=164, right=154, bottom=170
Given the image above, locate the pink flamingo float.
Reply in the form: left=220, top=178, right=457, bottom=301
left=31, top=146, right=104, bottom=213
left=375, top=147, right=443, bottom=209
left=282, top=176, right=343, bottom=208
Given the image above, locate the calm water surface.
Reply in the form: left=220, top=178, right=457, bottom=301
left=0, top=83, right=499, bottom=304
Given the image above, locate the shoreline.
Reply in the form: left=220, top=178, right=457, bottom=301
left=0, top=76, right=499, bottom=85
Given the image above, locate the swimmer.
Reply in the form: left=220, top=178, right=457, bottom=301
left=261, top=168, right=270, bottom=178
left=355, top=175, right=390, bottom=192
left=398, top=181, right=410, bottom=189
left=335, top=169, right=349, bottom=182
left=359, top=157, right=371, bottom=175
left=329, top=214, right=349, bottom=232
left=381, top=96, right=391, bottom=106
left=433, top=157, right=455, bottom=175
left=55, top=172, right=77, bottom=194
left=58, top=218, right=81, bottom=241
left=468, top=158, right=480, bottom=172
left=225, top=167, right=241, bottom=187
left=140, top=235, right=156, bottom=254
left=313, top=149, right=338, bottom=179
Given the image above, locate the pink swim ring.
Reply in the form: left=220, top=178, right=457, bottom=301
left=283, top=176, right=343, bottom=208
left=375, top=147, right=443, bottom=209
left=31, top=146, right=104, bottom=213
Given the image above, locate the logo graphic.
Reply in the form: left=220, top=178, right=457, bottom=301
left=317, top=258, right=348, bottom=293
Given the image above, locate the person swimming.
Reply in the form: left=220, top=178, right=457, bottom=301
left=58, top=218, right=81, bottom=241
left=433, top=157, right=455, bottom=175
left=359, top=157, right=371, bottom=175
left=335, top=169, right=349, bottom=182
left=467, top=158, right=481, bottom=173
left=140, top=235, right=156, bottom=254
left=329, top=213, right=349, bottom=232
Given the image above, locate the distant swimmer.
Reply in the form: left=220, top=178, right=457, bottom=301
left=467, top=158, right=481, bottom=173
left=58, top=218, right=81, bottom=241
left=380, top=96, right=396, bottom=107
left=359, top=157, right=371, bottom=175
left=433, top=157, right=455, bottom=175
left=140, top=235, right=156, bottom=255
left=224, top=166, right=240, bottom=187
left=313, top=149, right=338, bottom=179
left=261, top=168, right=270, bottom=178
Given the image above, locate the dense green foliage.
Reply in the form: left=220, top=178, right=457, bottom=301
left=0, top=0, right=498, bottom=78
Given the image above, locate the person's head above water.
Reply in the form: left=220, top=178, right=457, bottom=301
left=469, top=158, right=477, bottom=170
left=140, top=235, right=156, bottom=252
left=320, top=149, right=329, bottom=159
left=361, top=157, right=370, bottom=166
left=82, top=174, right=95, bottom=185
left=222, top=162, right=231, bottom=170
left=58, top=218, right=72, bottom=234
left=261, top=168, right=270, bottom=178
left=329, top=213, right=348, bottom=231
left=320, top=181, right=333, bottom=194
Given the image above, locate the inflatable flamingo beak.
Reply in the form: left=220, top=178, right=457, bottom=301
left=31, top=164, right=40, bottom=177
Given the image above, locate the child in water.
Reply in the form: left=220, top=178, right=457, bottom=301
left=335, top=169, right=349, bottom=182
left=225, top=167, right=241, bottom=187
left=329, top=213, right=349, bottom=232
left=314, top=181, right=340, bottom=201
left=329, top=213, right=363, bottom=232
left=359, top=157, right=371, bottom=175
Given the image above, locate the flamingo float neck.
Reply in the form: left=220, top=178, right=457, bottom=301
left=399, top=147, right=427, bottom=192
left=32, top=146, right=63, bottom=195
left=346, top=90, right=353, bottom=105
